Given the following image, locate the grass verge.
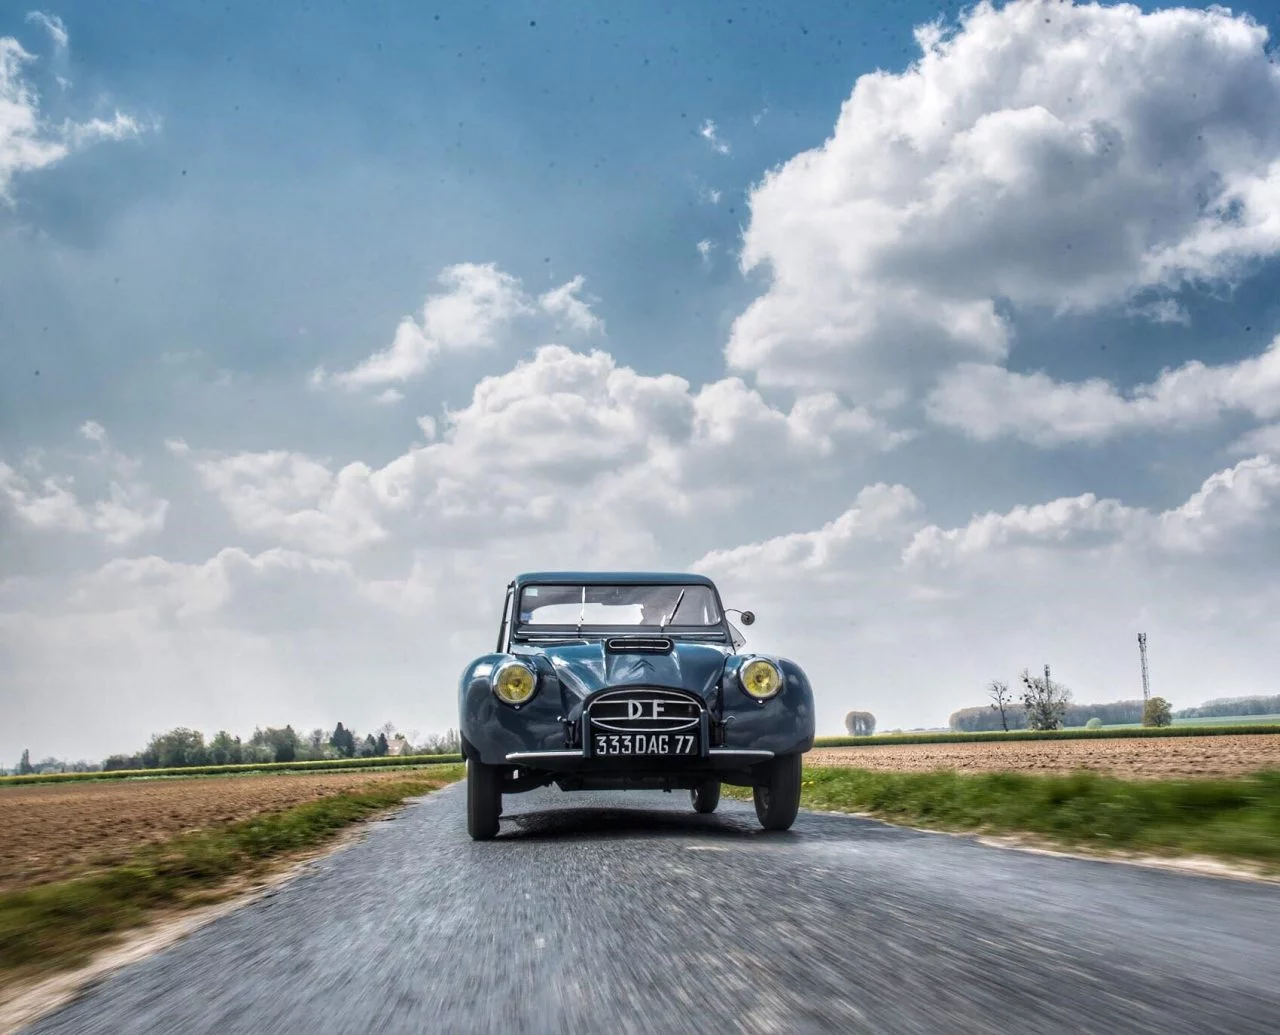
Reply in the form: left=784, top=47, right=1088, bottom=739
left=812, top=724, right=1280, bottom=748
left=732, top=765, right=1280, bottom=869
left=0, top=766, right=463, bottom=982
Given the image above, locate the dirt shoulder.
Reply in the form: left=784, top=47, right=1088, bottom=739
left=0, top=769, right=444, bottom=892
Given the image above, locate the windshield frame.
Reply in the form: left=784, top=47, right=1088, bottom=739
left=507, top=580, right=733, bottom=648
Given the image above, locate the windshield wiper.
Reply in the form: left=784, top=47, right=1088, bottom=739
left=659, top=588, right=686, bottom=633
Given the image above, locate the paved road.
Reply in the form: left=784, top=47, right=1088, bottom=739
left=24, top=783, right=1280, bottom=1034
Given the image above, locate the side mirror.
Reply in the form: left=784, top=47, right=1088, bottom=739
left=740, top=610, right=755, bottom=626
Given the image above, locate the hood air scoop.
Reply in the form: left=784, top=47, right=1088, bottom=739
left=604, top=636, right=674, bottom=655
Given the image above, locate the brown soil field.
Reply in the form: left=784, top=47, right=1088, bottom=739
left=809, top=734, right=1280, bottom=781
left=0, top=770, right=450, bottom=893
left=808, top=731, right=1280, bottom=777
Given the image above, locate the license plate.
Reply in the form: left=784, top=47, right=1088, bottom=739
left=591, top=732, right=699, bottom=757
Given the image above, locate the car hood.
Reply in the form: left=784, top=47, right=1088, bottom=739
left=523, top=640, right=732, bottom=706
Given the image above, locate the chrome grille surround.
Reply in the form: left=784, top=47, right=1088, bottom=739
left=586, top=687, right=703, bottom=734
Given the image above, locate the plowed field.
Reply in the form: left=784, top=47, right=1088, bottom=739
left=0, top=770, right=448, bottom=893
left=810, top=734, right=1280, bottom=781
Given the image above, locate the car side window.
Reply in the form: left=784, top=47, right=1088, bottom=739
left=496, top=586, right=514, bottom=652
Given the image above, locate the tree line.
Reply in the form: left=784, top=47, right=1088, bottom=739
left=8, top=723, right=462, bottom=776
left=953, top=685, right=1280, bottom=732
left=950, top=696, right=1147, bottom=732
left=1175, top=694, right=1280, bottom=718
left=957, top=670, right=1174, bottom=732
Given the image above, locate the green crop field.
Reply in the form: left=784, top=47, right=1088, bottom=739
left=1171, top=713, right=1280, bottom=727
left=0, top=753, right=464, bottom=786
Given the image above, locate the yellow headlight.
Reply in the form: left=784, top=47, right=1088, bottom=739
left=493, top=662, right=536, bottom=705
left=740, top=658, right=782, bottom=699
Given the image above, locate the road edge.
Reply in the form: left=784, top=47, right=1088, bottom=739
left=801, top=804, right=1280, bottom=885
left=0, top=794, right=434, bottom=1035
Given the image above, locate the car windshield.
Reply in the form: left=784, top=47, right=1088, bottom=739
left=517, top=584, right=722, bottom=628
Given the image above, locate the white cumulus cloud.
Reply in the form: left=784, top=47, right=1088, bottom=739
left=1, top=23, right=150, bottom=202
left=698, top=454, right=1280, bottom=732
left=319, top=263, right=534, bottom=390
left=319, top=264, right=607, bottom=390
left=538, top=274, right=604, bottom=335
left=0, top=424, right=168, bottom=545
left=192, top=343, right=907, bottom=556
left=727, top=0, right=1280, bottom=399
left=926, top=335, right=1280, bottom=444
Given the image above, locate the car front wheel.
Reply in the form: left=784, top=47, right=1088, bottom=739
left=753, top=753, right=802, bottom=831
left=467, top=758, right=502, bottom=840
left=690, top=778, right=721, bottom=814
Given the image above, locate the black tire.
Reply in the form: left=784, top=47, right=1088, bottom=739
left=690, top=779, right=721, bottom=814
left=467, top=758, right=502, bottom=840
left=753, top=753, right=802, bottom=832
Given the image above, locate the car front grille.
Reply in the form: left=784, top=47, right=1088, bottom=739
left=586, top=687, right=703, bottom=734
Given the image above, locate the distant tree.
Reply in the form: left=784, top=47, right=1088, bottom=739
left=1085, top=717, right=1103, bottom=730
left=208, top=731, right=243, bottom=766
left=358, top=734, right=378, bottom=758
left=987, top=680, right=1013, bottom=732
left=17, top=749, right=33, bottom=775
left=242, top=741, right=275, bottom=764
left=844, top=711, right=876, bottom=736
left=1142, top=696, right=1173, bottom=728
left=248, top=726, right=300, bottom=763
left=103, top=753, right=144, bottom=771
left=146, top=728, right=208, bottom=768
left=329, top=723, right=356, bottom=758
left=417, top=728, right=461, bottom=754
left=375, top=732, right=389, bottom=757
left=1020, top=669, right=1071, bottom=731
left=274, top=726, right=298, bottom=763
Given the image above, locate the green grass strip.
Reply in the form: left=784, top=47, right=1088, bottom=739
left=763, top=765, right=1280, bottom=868
left=812, top=724, right=1280, bottom=748
left=0, top=753, right=464, bottom=786
left=0, top=766, right=464, bottom=979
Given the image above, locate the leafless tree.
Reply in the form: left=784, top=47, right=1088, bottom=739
left=1020, top=668, right=1072, bottom=731
left=988, top=680, right=1013, bottom=732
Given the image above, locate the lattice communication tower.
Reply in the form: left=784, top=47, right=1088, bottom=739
left=1138, top=633, right=1150, bottom=703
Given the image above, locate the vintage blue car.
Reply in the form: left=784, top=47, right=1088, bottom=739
left=458, top=571, right=816, bottom=839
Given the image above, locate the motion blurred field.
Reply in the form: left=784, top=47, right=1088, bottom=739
left=0, top=770, right=449, bottom=892
left=811, top=733, right=1280, bottom=780
left=7, top=729, right=1279, bottom=895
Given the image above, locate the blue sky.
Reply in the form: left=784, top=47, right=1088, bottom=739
left=5, top=0, right=1280, bottom=761
left=5, top=1, right=967, bottom=443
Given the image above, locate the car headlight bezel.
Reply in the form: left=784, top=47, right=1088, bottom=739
left=739, top=657, right=783, bottom=701
left=491, top=658, right=538, bottom=706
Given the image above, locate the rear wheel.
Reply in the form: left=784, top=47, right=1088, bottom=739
left=467, top=759, right=502, bottom=840
left=753, top=753, right=802, bottom=832
left=690, top=779, right=721, bottom=814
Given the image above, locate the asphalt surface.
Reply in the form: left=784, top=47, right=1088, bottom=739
left=24, top=783, right=1280, bottom=1035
